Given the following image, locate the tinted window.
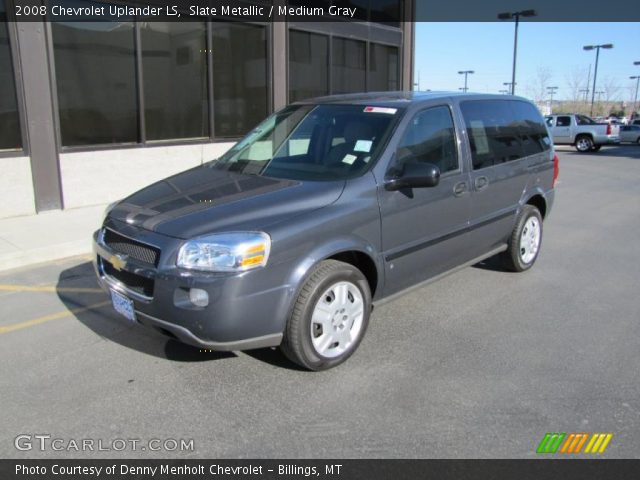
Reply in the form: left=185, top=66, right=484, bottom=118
left=511, top=101, right=552, bottom=156
left=545, top=116, right=554, bottom=127
left=556, top=116, right=571, bottom=127
left=213, top=23, right=268, bottom=137
left=289, top=30, right=329, bottom=102
left=332, top=37, right=366, bottom=94
left=52, top=19, right=138, bottom=146
left=215, top=104, right=399, bottom=181
left=576, top=114, right=595, bottom=125
left=368, top=43, right=399, bottom=91
left=0, top=0, right=21, bottom=151
left=460, top=100, right=522, bottom=170
left=396, top=106, right=458, bottom=174
left=141, top=22, right=208, bottom=141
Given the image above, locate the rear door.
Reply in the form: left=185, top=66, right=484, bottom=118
left=378, top=105, right=471, bottom=295
left=458, top=99, right=548, bottom=257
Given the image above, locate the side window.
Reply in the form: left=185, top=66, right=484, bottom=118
left=545, top=116, right=554, bottom=127
left=395, top=106, right=459, bottom=175
left=511, top=101, right=552, bottom=156
left=556, top=116, right=571, bottom=127
left=460, top=100, right=522, bottom=170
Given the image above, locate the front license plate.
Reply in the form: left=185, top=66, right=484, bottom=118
left=110, top=290, right=136, bottom=323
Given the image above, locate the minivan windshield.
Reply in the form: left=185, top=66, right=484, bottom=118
left=212, top=104, right=401, bottom=181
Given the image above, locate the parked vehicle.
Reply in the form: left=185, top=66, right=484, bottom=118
left=545, top=113, right=620, bottom=152
left=620, top=125, right=640, bottom=144
left=94, top=92, right=558, bottom=370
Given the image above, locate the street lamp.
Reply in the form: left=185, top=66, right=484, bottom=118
left=630, top=76, right=640, bottom=117
left=547, top=86, right=558, bottom=113
left=498, top=9, right=537, bottom=95
left=458, top=70, right=474, bottom=92
left=583, top=43, right=614, bottom=116
left=499, top=89, right=510, bottom=95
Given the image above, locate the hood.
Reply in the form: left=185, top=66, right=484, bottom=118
left=108, top=165, right=345, bottom=239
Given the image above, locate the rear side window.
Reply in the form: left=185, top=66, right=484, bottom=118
left=460, top=100, right=522, bottom=170
left=556, top=116, right=571, bottom=127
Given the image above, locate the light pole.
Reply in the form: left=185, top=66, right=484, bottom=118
left=632, top=61, right=640, bottom=118
left=499, top=89, right=510, bottom=95
left=630, top=76, right=640, bottom=117
left=458, top=70, right=474, bottom=92
left=498, top=9, right=537, bottom=95
left=503, top=82, right=515, bottom=94
left=547, top=86, right=558, bottom=113
left=583, top=43, right=614, bottom=116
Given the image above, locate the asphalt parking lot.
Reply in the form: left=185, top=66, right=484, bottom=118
left=1, top=145, right=639, bottom=459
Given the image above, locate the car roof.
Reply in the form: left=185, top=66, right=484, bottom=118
left=292, top=91, right=532, bottom=108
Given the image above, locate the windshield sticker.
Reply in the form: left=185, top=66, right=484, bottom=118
left=342, top=154, right=357, bottom=165
left=354, top=140, right=373, bottom=153
left=364, top=106, right=397, bottom=115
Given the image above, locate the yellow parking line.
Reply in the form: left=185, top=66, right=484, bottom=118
left=0, top=301, right=111, bottom=335
left=0, top=284, right=103, bottom=293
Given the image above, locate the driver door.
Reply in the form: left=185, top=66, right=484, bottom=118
left=378, top=105, right=471, bottom=296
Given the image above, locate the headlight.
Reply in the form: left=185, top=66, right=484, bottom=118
left=177, top=232, right=271, bottom=272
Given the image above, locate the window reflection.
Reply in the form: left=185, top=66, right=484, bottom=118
left=213, top=23, right=268, bottom=137
left=0, top=0, right=22, bottom=151
left=289, top=30, right=329, bottom=102
left=332, top=37, right=366, bottom=94
left=141, top=22, right=209, bottom=141
left=52, top=19, right=138, bottom=146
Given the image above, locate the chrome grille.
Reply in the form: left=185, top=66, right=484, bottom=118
left=103, top=228, right=160, bottom=267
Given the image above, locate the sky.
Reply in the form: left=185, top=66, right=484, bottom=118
left=414, top=22, right=640, bottom=103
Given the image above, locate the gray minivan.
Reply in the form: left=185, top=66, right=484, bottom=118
left=94, top=92, right=558, bottom=370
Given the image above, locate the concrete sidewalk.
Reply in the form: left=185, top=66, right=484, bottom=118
left=0, top=204, right=107, bottom=272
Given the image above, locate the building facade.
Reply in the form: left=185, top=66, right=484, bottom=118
left=0, top=0, right=414, bottom=219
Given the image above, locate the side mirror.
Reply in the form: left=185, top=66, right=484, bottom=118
left=384, top=162, right=441, bottom=191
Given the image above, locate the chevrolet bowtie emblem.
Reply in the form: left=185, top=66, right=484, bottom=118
left=109, top=254, right=127, bottom=271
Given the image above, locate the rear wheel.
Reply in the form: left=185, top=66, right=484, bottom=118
left=501, top=205, right=543, bottom=272
left=280, top=260, right=371, bottom=371
left=575, top=135, right=593, bottom=152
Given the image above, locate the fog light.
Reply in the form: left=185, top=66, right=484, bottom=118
left=189, top=288, right=209, bottom=307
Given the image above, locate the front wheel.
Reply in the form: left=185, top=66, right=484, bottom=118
left=501, top=205, right=543, bottom=272
left=280, top=260, right=371, bottom=371
left=575, top=135, right=593, bottom=152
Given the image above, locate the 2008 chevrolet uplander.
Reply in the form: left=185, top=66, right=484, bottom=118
left=94, top=92, right=558, bottom=370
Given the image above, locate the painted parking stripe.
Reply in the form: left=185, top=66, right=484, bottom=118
left=0, top=301, right=110, bottom=335
left=0, top=284, right=103, bottom=293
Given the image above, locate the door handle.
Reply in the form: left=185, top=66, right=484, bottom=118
left=453, top=182, right=467, bottom=197
left=474, top=176, right=489, bottom=191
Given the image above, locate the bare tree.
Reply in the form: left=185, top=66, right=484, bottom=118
left=565, top=66, right=589, bottom=114
left=525, top=66, right=553, bottom=105
left=601, top=76, right=621, bottom=103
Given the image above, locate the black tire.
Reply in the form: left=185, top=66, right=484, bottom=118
left=575, top=135, right=593, bottom=152
left=590, top=145, right=601, bottom=152
left=636, top=137, right=640, bottom=145
left=280, top=260, right=371, bottom=371
left=501, top=205, right=544, bottom=272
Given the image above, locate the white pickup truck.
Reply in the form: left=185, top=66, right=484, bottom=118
left=545, top=114, right=620, bottom=152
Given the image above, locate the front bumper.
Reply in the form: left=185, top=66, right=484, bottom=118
left=93, top=221, right=290, bottom=351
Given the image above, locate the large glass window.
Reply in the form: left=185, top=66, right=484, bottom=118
left=215, top=104, right=399, bottom=181
left=331, top=37, right=366, bottom=94
left=368, top=43, right=399, bottom=91
left=396, top=106, right=458, bottom=174
left=460, top=100, right=524, bottom=170
left=289, top=30, right=329, bottom=103
left=0, top=0, right=22, bottom=151
left=52, top=19, right=138, bottom=146
left=141, top=22, right=208, bottom=141
left=213, top=23, right=268, bottom=138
